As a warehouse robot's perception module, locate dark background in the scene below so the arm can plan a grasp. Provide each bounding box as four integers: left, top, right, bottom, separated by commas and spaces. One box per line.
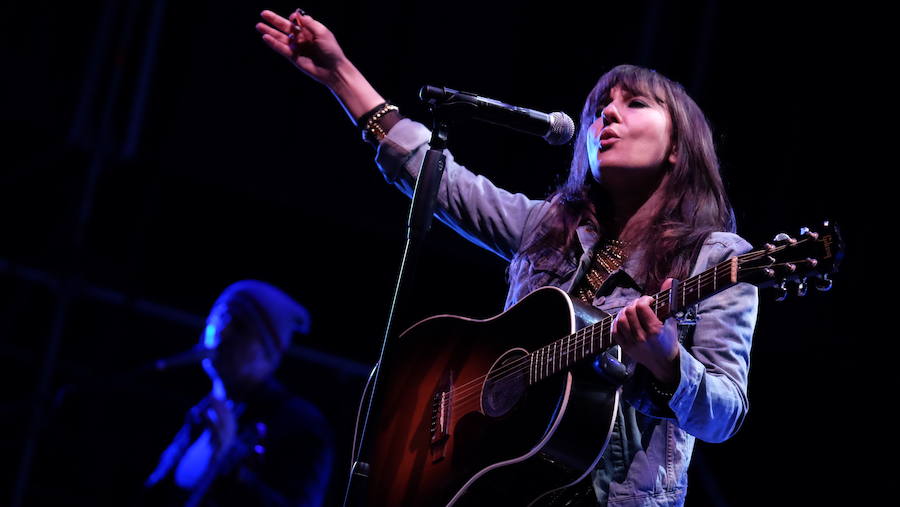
1, 1, 862, 506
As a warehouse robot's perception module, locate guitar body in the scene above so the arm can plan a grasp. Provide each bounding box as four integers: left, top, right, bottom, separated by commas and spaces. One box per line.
361, 286, 620, 506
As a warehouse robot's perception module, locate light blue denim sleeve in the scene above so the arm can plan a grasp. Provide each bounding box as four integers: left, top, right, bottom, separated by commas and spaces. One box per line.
625, 232, 759, 443
668, 232, 759, 443
374, 118, 546, 262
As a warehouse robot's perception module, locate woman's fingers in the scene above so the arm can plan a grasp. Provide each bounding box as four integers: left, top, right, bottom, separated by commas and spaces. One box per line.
260, 10, 294, 34
256, 22, 290, 45
615, 297, 662, 346
258, 9, 321, 59
261, 8, 322, 40
625, 304, 645, 342
293, 12, 329, 38
261, 32, 293, 59
613, 310, 631, 342
636, 299, 661, 335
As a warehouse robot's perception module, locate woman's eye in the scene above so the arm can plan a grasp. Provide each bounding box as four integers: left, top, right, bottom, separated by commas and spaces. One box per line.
630, 100, 648, 108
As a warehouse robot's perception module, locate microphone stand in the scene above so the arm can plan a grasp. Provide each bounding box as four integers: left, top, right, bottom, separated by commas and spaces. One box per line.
343, 98, 451, 507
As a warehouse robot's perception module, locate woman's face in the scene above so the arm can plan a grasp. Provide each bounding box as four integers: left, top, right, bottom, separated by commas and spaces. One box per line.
586, 85, 677, 186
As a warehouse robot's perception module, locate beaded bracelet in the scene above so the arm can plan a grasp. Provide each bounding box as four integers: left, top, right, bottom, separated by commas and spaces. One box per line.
649, 378, 677, 400
357, 101, 387, 127
358, 102, 399, 144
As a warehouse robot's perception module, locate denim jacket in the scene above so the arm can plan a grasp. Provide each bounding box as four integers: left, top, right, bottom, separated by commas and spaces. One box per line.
375, 119, 758, 506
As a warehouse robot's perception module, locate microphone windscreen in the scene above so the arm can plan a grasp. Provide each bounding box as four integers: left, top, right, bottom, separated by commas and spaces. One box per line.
545, 112, 575, 145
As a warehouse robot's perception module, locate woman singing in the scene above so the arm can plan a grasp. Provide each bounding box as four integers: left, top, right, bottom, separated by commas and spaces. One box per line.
256, 9, 757, 506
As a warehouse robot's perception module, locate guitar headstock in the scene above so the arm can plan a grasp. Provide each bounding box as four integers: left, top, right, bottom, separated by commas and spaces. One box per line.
737, 221, 843, 300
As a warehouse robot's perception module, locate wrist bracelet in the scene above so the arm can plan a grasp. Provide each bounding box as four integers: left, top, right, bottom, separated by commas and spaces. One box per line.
649, 378, 677, 399
357, 101, 387, 127
359, 102, 399, 144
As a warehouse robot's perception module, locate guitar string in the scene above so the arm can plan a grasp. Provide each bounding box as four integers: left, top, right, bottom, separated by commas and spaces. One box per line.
456, 251, 814, 404
436, 251, 776, 408
442, 255, 806, 413
439, 253, 769, 409
439, 266, 733, 409
439, 246, 810, 410
443, 255, 814, 411
441, 273, 717, 409
441, 258, 740, 400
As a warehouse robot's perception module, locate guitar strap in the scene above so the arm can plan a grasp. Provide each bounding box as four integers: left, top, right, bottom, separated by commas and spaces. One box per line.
572, 238, 628, 304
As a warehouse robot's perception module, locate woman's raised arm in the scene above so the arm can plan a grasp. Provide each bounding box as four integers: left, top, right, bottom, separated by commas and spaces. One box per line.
256, 9, 384, 124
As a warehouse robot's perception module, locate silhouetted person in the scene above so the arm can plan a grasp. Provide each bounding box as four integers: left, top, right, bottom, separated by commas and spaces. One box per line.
142, 280, 333, 506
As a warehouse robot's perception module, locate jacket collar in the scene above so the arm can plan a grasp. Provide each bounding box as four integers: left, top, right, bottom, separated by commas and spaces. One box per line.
574, 222, 644, 294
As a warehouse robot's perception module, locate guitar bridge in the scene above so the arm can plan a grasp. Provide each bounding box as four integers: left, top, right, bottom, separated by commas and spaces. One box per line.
429, 374, 453, 463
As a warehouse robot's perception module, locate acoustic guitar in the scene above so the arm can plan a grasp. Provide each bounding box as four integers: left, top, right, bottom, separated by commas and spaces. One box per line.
352, 222, 842, 506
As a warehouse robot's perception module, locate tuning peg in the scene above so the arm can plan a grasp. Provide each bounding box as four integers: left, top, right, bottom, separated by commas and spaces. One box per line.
815, 274, 833, 292
775, 281, 788, 301
796, 279, 808, 297
773, 233, 797, 245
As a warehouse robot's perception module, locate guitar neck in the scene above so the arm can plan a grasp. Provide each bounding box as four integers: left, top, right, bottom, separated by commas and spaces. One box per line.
527, 257, 739, 385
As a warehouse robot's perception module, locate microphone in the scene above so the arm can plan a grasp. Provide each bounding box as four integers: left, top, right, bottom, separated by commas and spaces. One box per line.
153, 345, 215, 371
419, 85, 575, 145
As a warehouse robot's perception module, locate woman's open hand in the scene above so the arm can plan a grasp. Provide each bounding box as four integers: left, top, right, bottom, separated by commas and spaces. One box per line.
256, 9, 347, 88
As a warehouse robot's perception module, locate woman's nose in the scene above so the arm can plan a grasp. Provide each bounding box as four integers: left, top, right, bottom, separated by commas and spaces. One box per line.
600, 103, 620, 126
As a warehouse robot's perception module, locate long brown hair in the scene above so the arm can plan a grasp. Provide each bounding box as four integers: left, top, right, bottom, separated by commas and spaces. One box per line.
526, 65, 735, 292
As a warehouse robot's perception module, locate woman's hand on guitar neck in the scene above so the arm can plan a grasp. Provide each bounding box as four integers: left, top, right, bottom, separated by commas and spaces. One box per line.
256, 9, 386, 125
612, 278, 681, 387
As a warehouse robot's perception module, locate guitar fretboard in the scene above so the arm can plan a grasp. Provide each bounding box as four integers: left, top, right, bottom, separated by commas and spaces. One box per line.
527, 257, 738, 384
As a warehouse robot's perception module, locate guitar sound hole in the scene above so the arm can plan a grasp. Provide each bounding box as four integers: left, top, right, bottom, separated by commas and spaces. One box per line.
481, 348, 528, 418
